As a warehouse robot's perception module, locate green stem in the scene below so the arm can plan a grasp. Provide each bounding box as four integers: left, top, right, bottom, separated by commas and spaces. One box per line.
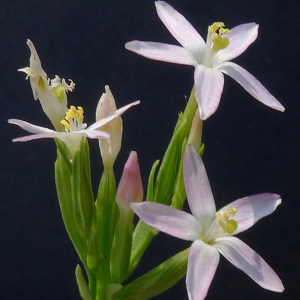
95, 168, 118, 300
129, 86, 200, 276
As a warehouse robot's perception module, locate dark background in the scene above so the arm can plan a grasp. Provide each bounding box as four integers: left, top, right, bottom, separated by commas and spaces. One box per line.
1, 0, 299, 299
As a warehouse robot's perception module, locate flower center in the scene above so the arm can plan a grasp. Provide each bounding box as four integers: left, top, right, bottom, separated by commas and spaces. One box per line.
208, 22, 231, 52
215, 206, 238, 234
61, 106, 86, 132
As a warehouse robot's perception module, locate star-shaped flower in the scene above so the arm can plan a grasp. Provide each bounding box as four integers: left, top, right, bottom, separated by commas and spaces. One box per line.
8, 100, 139, 156
125, 1, 284, 120
131, 144, 284, 299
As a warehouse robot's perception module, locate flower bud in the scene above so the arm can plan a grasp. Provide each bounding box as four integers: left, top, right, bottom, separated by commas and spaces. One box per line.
96, 85, 122, 169
116, 151, 143, 213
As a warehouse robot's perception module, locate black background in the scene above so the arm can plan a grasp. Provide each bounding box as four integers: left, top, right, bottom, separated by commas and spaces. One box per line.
1, 0, 299, 299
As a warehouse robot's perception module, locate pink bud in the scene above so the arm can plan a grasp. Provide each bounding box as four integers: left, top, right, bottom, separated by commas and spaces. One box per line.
117, 151, 143, 209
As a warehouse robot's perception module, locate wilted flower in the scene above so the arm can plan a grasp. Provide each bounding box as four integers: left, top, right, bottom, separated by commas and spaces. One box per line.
126, 1, 284, 119
131, 144, 284, 299
19, 39, 75, 130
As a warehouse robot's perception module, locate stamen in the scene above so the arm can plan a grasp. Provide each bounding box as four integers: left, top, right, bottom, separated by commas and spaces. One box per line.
61, 106, 85, 132
216, 206, 238, 234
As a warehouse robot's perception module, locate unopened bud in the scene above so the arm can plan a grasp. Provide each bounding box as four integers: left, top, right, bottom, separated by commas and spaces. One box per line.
96, 85, 122, 169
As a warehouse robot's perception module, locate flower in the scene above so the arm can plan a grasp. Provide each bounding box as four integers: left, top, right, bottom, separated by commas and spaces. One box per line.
96, 85, 123, 169
125, 1, 285, 120
8, 100, 140, 156
130, 144, 284, 299
19, 39, 75, 131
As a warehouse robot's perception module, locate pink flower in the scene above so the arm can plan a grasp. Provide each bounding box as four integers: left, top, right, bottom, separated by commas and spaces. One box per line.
131, 144, 284, 299
126, 1, 284, 120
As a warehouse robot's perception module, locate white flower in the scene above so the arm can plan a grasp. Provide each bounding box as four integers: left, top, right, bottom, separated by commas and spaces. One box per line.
131, 144, 284, 299
125, 1, 285, 120
8, 101, 139, 156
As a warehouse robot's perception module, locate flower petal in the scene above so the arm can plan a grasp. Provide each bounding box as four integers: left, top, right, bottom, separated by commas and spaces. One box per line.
88, 100, 140, 130
130, 202, 199, 241
155, 1, 205, 60
215, 23, 258, 64
8, 119, 109, 142
194, 65, 224, 120
218, 62, 285, 111
186, 240, 220, 300
214, 236, 284, 292
184, 145, 216, 226
220, 193, 282, 234
75, 129, 110, 139
125, 41, 197, 66
8, 119, 54, 134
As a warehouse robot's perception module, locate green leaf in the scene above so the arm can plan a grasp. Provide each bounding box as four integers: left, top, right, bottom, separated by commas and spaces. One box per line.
75, 265, 93, 300
116, 248, 189, 300
55, 146, 88, 264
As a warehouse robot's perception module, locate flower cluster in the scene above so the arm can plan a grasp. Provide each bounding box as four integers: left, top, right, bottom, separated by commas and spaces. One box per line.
8, 1, 284, 300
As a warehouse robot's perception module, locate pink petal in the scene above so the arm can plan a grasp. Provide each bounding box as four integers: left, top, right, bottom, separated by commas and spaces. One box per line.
220, 193, 282, 234
130, 202, 199, 241
187, 240, 220, 300
125, 41, 197, 66
214, 236, 284, 292
184, 145, 216, 227
215, 23, 258, 64
155, 1, 205, 59
218, 62, 285, 111
194, 65, 224, 120
89, 100, 140, 130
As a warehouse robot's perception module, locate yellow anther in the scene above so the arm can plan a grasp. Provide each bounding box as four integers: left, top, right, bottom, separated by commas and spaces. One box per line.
61, 106, 84, 132
208, 22, 231, 52
216, 206, 238, 234
208, 22, 225, 33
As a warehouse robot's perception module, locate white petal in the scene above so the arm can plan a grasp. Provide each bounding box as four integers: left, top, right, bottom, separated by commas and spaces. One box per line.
11, 132, 64, 142
184, 145, 216, 228
89, 100, 140, 130
187, 240, 220, 300
220, 193, 282, 234
214, 236, 284, 292
194, 65, 224, 120
130, 202, 199, 241
125, 41, 197, 66
218, 62, 285, 111
75, 129, 110, 139
215, 23, 258, 64
155, 1, 205, 59
8, 119, 54, 134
